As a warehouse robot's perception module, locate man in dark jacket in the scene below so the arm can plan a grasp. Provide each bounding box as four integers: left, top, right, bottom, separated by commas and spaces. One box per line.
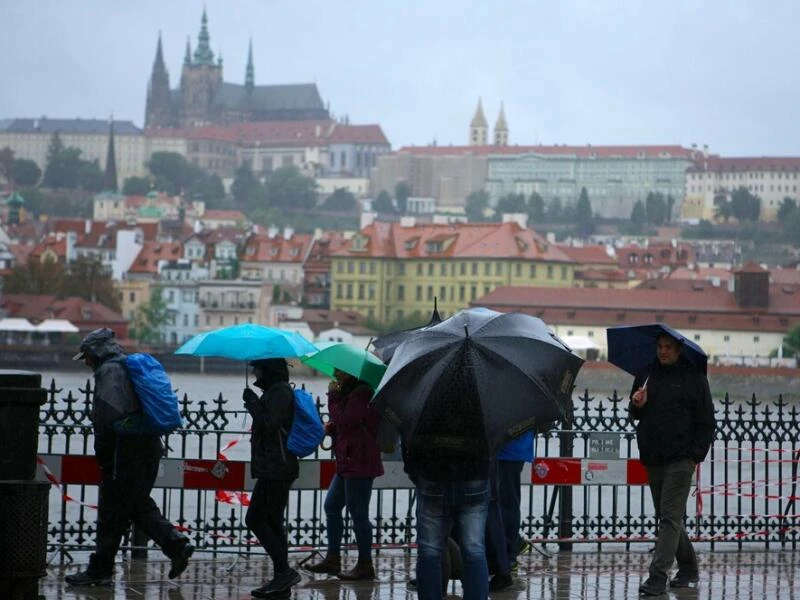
629, 333, 715, 596
243, 358, 301, 598
65, 328, 193, 586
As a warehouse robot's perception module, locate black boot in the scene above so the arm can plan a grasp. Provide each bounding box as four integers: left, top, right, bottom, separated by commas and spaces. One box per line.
168, 539, 195, 579
65, 568, 113, 586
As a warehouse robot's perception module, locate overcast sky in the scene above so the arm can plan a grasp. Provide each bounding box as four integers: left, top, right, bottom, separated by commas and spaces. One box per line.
3, 0, 798, 156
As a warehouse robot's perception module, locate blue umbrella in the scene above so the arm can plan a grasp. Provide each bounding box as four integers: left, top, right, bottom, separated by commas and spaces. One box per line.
606, 323, 708, 376
175, 324, 317, 361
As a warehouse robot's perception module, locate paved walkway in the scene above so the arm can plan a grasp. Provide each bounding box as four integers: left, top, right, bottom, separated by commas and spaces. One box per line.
37, 547, 800, 599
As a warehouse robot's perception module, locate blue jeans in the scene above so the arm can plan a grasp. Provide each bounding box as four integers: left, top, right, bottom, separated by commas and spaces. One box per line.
324, 474, 374, 560
416, 477, 490, 600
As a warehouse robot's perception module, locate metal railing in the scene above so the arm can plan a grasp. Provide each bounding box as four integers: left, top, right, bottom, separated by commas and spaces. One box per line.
37, 379, 800, 556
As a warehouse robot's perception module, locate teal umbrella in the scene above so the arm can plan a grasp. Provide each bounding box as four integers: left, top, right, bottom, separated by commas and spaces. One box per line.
175, 324, 317, 361
301, 341, 387, 390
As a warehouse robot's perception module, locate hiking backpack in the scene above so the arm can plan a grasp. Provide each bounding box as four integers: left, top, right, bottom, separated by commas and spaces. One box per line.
286, 385, 325, 458
114, 353, 183, 435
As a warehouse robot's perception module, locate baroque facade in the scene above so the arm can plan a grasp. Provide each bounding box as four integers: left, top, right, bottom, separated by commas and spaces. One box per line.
145, 10, 329, 129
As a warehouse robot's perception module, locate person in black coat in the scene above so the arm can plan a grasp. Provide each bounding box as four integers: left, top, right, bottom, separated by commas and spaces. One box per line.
65, 328, 193, 586
243, 358, 301, 598
629, 333, 715, 596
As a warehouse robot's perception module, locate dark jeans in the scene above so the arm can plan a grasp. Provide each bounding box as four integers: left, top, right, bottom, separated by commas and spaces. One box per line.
498, 459, 525, 559
647, 458, 698, 582
324, 474, 375, 560
246, 477, 294, 573
416, 477, 490, 600
92, 435, 183, 573
485, 461, 510, 575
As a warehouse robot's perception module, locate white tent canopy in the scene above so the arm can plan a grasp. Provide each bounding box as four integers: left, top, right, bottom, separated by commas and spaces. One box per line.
35, 319, 79, 333
0, 317, 36, 332
561, 335, 600, 351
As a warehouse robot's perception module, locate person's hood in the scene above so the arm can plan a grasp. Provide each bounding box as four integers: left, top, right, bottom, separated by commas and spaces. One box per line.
249, 358, 289, 390
73, 328, 126, 366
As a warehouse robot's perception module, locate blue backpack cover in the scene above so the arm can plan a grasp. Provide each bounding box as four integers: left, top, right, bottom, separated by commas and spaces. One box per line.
114, 353, 183, 435
286, 386, 324, 458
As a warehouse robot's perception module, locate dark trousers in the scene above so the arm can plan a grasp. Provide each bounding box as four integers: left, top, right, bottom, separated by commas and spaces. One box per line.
647, 458, 698, 582
485, 461, 511, 576
324, 474, 375, 560
497, 460, 525, 558
93, 435, 182, 573
246, 478, 293, 573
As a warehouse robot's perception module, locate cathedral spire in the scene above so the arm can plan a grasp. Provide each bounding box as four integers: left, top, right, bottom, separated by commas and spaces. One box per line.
469, 98, 488, 146
145, 33, 172, 128
494, 102, 509, 146
153, 31, 167, 75
193, 7, 215, 65
245, 39, 255, 89
104, 116, 118, 192
184, 36, 192, 66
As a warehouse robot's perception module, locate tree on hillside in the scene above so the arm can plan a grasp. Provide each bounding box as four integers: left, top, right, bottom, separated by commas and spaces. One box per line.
630, 199, 646, 232
12, 158, 42, 187
645, 191, 668, 225
729, 186, 761, 222
61, 256, 121, 312
575, 187, 595, 237
148, 151, 191, 195
129, 287, 170, 345
372, 189, 393, 213
465, 190, 489, 222
42, 133, 104, 191
713, 193, 733, 223
666, 194, 675, 223
322, 188, 358, 211
546, 197, 563, 222
264, 165, 317, 210
122, 176, 152, 196
528, 191, 545, 223
782, 324, 800, 358
394, 182, 411, 214
495, 193, 527, 215
231, 163, 263, 209
3, 259, 65, 295
777, 197, 797, 222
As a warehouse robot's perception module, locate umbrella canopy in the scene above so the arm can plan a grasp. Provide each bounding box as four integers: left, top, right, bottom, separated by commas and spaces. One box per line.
606, 323, 708, 376
0, 317, 36, 332
371, 301, 442, 362
301, 341, 387, 389
35, 319, 79, 333
372, 307, 584, 453
175, 324, 317, 361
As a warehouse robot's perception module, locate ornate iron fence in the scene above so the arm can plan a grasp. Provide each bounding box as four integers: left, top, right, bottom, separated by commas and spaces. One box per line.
38, 378, 800, 556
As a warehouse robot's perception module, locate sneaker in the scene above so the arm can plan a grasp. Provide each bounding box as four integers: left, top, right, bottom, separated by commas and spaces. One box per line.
489, 573, 514, 591
670, 571, 699, 588
639, 575, 667, 596
65, 569, 113, 586
168, 541, 195, 579
303, 553, 341, 575
252, 568, 301, 598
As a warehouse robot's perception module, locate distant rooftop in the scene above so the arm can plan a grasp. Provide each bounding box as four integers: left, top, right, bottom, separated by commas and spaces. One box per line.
1, 117, 141, 135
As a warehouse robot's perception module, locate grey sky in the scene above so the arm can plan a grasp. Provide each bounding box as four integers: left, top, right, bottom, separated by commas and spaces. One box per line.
3, 0, 798, 155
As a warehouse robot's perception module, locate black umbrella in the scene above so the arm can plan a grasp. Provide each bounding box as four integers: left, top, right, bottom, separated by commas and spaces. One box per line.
371, 299, 442, 362
372, 307, 584, 454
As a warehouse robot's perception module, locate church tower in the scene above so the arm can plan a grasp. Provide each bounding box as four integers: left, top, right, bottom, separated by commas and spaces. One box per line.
469, 98, 488, 146
103, 117, 118, 192
144, 33, 173, 129
179, 9, 223, 128
494, 102, 509, 146
243, 39, 255, 113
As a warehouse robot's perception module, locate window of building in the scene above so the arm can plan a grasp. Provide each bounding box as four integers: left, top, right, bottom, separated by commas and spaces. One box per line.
417, 263, 423, 276
471, 286, 477, 300
427, 286, 433, 301
754, 335, 760, 343
694, 334, 701, 341
346, 284, 353, 299
397, 285, 405, 300
439, 286, 446, 301
724, 335, 730, 342
358, 284, 365, 300
416, 286, 422, 301
547, 265, 553, 279
530, 264, 537, 278
484, 263, 491, 276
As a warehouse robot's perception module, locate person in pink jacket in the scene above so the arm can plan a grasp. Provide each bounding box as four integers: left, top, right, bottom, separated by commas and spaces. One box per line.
305, 368, 384, 580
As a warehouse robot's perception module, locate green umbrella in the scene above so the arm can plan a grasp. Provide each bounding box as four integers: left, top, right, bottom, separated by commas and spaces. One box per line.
301, 341, 387, 390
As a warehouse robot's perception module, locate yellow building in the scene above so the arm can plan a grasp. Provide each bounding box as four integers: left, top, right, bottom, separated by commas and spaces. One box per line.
330, 218, 575, 323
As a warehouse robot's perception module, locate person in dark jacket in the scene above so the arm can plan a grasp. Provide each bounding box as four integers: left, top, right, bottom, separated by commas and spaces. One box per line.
629, 333, 715, 596
305, 368, 383, 580
243, 358, 301, 598
65, 328, 193, 586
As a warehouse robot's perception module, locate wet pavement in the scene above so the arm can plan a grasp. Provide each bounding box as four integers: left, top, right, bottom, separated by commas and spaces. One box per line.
36, 546, 800, 599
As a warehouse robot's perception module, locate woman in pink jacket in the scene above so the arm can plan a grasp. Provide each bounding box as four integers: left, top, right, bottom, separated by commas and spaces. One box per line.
306, 368, 384, 580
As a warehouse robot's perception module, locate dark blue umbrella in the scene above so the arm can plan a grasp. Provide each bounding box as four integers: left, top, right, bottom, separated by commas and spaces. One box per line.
371, 299, 442, 362
606, 323, 708, 376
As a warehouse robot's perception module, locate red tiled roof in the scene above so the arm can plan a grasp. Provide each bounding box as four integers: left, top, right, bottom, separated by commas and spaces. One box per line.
558, 244, 617, 266
397, 144, 695, 159
184, 120, 335, 147
614, 242, 695, 270
129, 241, 182, 274
687, 156, 800, 172
30, 235, 67, 262
332, 221, 573, 262
1, 294, 125, 324
6, 243, 34, 266
327, 124, 390, 145
203, 210, 246, 221
241, 233, 314, 264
